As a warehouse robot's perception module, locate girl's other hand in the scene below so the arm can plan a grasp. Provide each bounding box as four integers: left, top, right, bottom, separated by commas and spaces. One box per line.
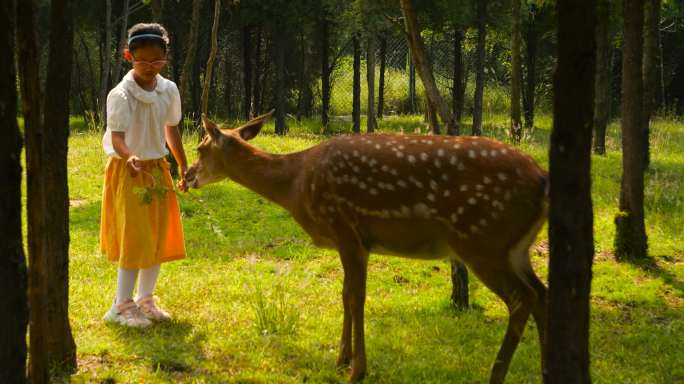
127, 155, 142, 177
177, 165, 188, 192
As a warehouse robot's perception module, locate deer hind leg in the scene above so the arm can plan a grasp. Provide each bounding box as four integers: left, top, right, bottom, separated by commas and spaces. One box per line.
335, 230, 369, 383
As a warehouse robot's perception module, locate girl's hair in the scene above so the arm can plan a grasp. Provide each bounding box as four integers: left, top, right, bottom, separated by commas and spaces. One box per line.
127, 23, 170, 52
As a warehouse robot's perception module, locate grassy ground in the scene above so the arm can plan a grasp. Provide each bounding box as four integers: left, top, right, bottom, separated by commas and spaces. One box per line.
62, 114, 682, 383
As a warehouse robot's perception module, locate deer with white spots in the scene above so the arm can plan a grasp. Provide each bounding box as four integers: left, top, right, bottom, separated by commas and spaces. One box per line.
186, 111, 549, 384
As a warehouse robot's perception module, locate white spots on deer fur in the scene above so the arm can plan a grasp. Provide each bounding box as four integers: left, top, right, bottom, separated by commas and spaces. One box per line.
369, 188, 378, 195
441, 173, 449, 182
409, 176, 424, 189
359, 181, 367, 190
469, 225, 479, 234
398, 145, 405, 150
492, 200, 504, 210
401, 205, 411, 217
443, 190, 451, 197
352, 165, 360, 173
434, 159, 442, 168
411, 139, 418, 144
397, 180, 408, 188
481, 149, 489, 157
482, 194, 490, 201
458, 162, 465, 171
408, 154, 416, 164
396, 151, 405, 158
390, 169, 399, 176
453, 143, 461, 149
437, 149, 445, 157
310, 183, 315, 192
475, 184, 484, 191
381, 164, 389, 172
460, 184, 468, 192
350, 176, 358, 184
427, 193, 436, 202
480, 218, 488, 227
483, 176, 492, 184
450, 213, 458, 223
450, 156, 458, 165
501, 148, 508, 155
504, 191, 512, 201
468, 150, 476, 159
368, 158, 377, 167
490, 149, 498, 157
361, 155, 367, 163
497, 172, 508, 181
491, 211, 499, 219
494, 186, 502, 193
516, 168, 523, 176
468, 197, 477, 205
420, 152, 429, 161
353, 150, 359, 157
413, 203, 431, 218
375, 144, 381, 150
429, 180, 439, 190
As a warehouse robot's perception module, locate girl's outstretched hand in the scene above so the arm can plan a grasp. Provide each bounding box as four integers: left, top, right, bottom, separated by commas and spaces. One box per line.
177, 166, 188, 192
127, 155, 141, 177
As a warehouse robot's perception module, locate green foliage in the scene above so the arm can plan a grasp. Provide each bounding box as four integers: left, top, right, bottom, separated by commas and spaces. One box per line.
132, 168, 174, 205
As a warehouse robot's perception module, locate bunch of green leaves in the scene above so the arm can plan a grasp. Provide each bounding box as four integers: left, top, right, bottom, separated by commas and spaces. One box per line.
133, 168, 174, 205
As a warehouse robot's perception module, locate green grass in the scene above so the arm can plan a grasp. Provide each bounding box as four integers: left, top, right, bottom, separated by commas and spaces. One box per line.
61, 114, 683, 383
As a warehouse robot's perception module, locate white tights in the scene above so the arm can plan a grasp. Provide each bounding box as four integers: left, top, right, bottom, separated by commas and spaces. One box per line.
115, 264, 161, 305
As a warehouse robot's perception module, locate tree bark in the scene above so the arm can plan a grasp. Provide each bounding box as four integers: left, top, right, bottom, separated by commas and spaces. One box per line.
0, 0, 29, 381
378, 35, 387, 119
180, 0, 202, 115
202, 0, 221, 115
452, 26, 465, 127
408, 52, 417, 114
400, 0, 458, 135
367, 35, 377, 133
242, 24, 253, 119
43, 0, 77, 373
510, 0, 523, 142
111, 0, 130, 84
320, 18, 331, 128
593, 0, 611, 155
450, 260, 469, 310
353, 33, 361, 134
100, 0, 112, 127
253, 25, 263, 116
274, 30, 287, 135
523, 4, 537, 129
472, 0, 486, 136
150, 0, 162, 22
615, 0, 648, 261
17, 0, 50, 382
546, 1, 596, 382
642, 0, 660, 169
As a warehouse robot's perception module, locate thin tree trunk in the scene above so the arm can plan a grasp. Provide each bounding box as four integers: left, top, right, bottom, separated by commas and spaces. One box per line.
523, 4, 537, 129
202, 0, 221, 115
274, 30, 287, 135
111, 0, 130, 83
510, 0, 523, 142
400, 0, 458, 134
224, 45, 233, 117
452, 26, 465, 127
100, 0, 112, 127
353, 33, 361, 134
150, 0, 162, 22
43, 0, 77, 373
367, 35, 377, 133
0, 0, 29, 381
180, 0, 202, 115
472, 0, 486, 136
16, 0, 50, 381
378, 35, 387, 119
594, 0, 611, 155
642, 0, 660, 169
320, 18, 331, 128
78, 30, 99, 119
408, 52, 416, 114
546, 1, 596, 382
242, 24, 253, 119
253, 25, 263, 116
426, 99, 440, 134
615, 0, 648, 261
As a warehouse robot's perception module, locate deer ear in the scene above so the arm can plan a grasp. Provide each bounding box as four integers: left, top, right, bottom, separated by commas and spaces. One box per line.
202, 114, 222, 142
236, 109, 274, 141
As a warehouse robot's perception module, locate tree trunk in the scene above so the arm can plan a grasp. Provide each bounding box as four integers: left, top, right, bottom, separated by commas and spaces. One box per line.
242, 24, 253, 119
452, 26, 465, 127
593, 0, 611, 155
510, 0, 523, 142
0, 0, 29, 381
642, 0, 660, 169
615, 0, 648, 261
16, 0, 50, 382
99, 0, 112, 127
523, 4, 537, 129
202, 0, 221, 115
78, 30, 99, 119
378, 35, 387, 119
274, 31, 287, 135
224, 46, 234, 117
320, 18, 331, 128
253, 25, 263, 116
450, 260, 469, 310
472, 0, 486, 136
43, 0, 77, 373
180, 0, 202, 115
367, 35, 377, 133
111, 0, 130, 84
400, 0, 458, 134
150, 0, 162, 22
353, 34, 361, 134
426, 99, 440, 134
546, 1, 596, 382
408, 52, 417, 114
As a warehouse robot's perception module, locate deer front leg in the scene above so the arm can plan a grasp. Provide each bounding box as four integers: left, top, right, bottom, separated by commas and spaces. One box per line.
336, 273, 352, 368
336, 236, 369, 383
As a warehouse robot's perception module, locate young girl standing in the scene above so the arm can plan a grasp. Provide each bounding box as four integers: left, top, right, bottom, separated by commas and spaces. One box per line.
100, 23, 188, 328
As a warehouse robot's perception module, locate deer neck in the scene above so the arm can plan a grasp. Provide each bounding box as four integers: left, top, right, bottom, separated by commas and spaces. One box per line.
222, 141, 301, 211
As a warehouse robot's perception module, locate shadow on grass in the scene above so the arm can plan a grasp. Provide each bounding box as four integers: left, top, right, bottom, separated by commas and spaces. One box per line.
629, 256, 684, 298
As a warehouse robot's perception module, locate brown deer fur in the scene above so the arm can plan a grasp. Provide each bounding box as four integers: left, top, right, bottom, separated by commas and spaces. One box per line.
186, 111, 549, 383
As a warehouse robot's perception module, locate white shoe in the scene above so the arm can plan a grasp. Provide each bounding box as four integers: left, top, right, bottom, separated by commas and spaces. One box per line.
136, 295, 172, 322
103, 300, 152, 328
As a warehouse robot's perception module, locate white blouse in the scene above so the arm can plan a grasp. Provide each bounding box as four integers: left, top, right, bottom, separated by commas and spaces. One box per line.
102, 70, 182, 160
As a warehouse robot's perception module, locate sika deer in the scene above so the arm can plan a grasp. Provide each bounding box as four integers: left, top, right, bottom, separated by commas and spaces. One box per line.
185, 111, 549, 383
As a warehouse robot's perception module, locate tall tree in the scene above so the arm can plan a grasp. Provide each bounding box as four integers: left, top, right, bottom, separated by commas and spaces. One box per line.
547, 0, 596, 381
242, 24, 253, 119
17, 0, 50, 381
202, 0, 221, 115
593, 0, 611, 155
0, 0, 29, 381
99, 0, 112, 126
615, 0, 648, 260
180, 0, 203, 116
111, 0, 130, 84
273, 28, 287, 135
452, 26, 465, 125
320, 16, 332, 128
43, 0, 77, 373
472, 0, 487, 136
366, 35, 377, 132
352, 33, 361, 134
400, 0, 459, 135
522, 4, 537, 129
510, 0, 523, 142
642, 0, 660, 169
377, 35, 387, 119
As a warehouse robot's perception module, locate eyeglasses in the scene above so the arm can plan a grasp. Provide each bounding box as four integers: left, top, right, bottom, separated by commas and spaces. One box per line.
131, 56, 168, 69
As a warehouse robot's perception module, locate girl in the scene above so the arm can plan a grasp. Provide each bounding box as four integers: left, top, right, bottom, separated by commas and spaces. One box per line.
100, 23, 188, 328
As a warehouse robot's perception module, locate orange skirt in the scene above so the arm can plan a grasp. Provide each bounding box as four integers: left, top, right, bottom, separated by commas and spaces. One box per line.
100, 157, 186, 269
